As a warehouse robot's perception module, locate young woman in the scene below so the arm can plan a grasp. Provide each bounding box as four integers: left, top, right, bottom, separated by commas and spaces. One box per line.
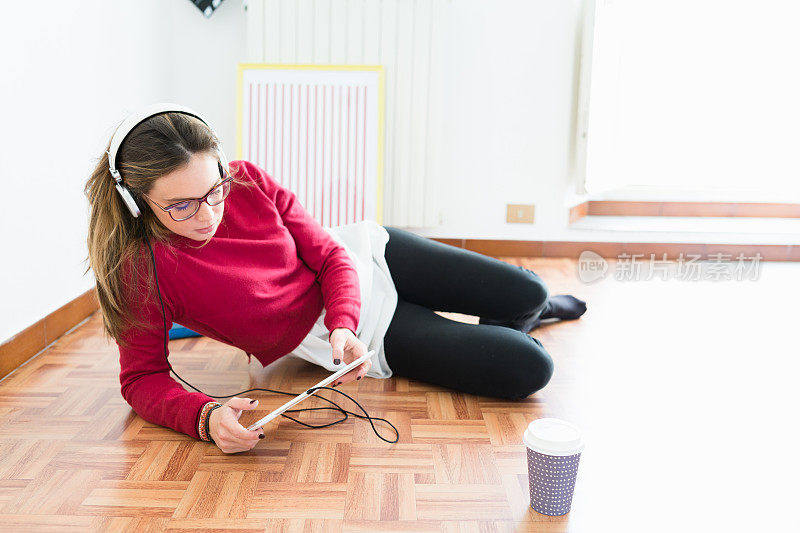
85, 108, 587, 454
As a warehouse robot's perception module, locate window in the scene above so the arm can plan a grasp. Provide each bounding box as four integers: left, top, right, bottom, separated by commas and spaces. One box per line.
576, 0, 800, 201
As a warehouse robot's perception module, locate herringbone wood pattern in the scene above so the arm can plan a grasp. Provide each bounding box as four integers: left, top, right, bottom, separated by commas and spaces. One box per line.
1, 258, 581, 532
4, 256, 791, 532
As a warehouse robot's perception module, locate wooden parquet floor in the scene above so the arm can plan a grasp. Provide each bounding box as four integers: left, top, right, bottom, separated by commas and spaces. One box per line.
1, 257, 796, 532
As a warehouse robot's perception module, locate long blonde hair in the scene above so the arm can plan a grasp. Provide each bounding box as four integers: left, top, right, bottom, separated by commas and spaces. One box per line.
84, 112, 254, 347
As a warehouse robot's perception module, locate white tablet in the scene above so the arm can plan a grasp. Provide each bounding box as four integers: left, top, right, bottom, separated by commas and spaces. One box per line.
246, 350, 375, 431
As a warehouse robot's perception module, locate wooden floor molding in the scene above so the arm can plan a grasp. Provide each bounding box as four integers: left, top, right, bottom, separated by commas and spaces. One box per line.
0, 257, 790, 530
0, 288, 99, 382
569, 200, 800, 221
432, 238, 800, 261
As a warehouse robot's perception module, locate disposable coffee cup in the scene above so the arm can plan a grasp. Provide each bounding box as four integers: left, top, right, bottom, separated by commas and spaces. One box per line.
523, 417, 585, 516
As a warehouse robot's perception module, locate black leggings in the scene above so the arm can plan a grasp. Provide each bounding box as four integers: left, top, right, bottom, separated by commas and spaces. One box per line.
381, 226, 554, 400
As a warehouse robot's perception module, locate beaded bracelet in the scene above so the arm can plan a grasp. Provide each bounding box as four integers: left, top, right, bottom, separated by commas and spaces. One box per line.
198, 401, 222, 442
204, 403, 222, 443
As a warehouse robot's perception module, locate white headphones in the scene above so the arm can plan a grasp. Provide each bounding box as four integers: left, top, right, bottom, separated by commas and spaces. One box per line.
106, 102, 229, 219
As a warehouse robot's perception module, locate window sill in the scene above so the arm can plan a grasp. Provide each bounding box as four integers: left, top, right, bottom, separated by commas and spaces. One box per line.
569, 215, 800, 246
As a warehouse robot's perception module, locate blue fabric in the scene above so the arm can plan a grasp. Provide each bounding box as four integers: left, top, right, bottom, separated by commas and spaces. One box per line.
168, 324, 203, 340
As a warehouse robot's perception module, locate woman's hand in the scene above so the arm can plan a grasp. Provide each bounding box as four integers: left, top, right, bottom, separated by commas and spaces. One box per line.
329, 327, 372, 386
208, 397, 264, 454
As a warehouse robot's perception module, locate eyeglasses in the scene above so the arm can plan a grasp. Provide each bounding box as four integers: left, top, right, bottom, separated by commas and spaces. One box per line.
144, 173, 233, 222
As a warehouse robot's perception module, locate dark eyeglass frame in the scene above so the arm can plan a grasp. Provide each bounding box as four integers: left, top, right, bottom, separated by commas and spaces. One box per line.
143, 172, 233, 222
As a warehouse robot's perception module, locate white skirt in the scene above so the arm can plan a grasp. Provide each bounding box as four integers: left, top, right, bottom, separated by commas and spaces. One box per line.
287, 220, 398, 379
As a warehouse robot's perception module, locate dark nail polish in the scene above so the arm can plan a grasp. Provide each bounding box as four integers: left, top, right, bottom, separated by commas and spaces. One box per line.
334, 358, 341, 365
250, 399, 256, 404
258, 433, 265, 439
357, 375, 362, 380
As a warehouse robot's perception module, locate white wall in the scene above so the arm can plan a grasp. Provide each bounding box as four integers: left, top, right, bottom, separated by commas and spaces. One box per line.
0, 0, 584, 342
0, 0, 247, 343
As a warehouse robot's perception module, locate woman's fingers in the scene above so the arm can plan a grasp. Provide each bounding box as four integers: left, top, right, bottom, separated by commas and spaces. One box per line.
214, 397, 265, 454
218, 417, 262, 452
333, 359, 372, 387
227, 418, 262, 442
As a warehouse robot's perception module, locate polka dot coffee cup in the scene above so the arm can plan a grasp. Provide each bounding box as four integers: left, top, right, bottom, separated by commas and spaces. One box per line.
523, 417, 585, 516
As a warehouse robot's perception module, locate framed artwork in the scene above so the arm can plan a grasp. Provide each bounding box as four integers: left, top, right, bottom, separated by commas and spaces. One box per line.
236, 64, 385, 226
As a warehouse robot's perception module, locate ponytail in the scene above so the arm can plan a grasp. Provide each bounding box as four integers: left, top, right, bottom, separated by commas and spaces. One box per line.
84, 144, 156, 346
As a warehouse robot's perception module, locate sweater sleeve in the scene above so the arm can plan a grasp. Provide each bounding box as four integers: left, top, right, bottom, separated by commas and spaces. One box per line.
241, 160, 361, 335
116, 255, 216, 440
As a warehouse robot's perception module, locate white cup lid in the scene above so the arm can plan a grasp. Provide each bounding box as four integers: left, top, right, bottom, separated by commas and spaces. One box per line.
523, 417, 584, 456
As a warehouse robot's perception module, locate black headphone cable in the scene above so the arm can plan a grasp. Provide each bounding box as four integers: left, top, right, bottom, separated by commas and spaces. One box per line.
141, 232, 398, 443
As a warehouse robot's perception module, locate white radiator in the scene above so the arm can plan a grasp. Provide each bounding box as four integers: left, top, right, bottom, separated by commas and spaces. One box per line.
243, 0, 443, 228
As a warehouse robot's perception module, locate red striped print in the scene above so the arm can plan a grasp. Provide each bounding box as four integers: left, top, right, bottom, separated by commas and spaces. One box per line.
288, 85, 297, 191
329, 86, 333, 228
319, 85, 330, 226
305, 84, 309, 212
361, 85, 367, 221
313, 85, 318, 221
346, 86, 351, 224
337, 86, 342, 226
296, 84, 300, 204
246, 78, 375, 224
280, 84, 285, 184
248, 83, 253, 161
255, 83, 261, 167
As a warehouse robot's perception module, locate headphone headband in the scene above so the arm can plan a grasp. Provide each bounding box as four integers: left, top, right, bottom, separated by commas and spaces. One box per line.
107, 102, 222, 182
106, 102, 227, 219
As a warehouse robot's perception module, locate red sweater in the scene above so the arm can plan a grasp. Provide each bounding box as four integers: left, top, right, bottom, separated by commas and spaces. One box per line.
116, 160, 361, 440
